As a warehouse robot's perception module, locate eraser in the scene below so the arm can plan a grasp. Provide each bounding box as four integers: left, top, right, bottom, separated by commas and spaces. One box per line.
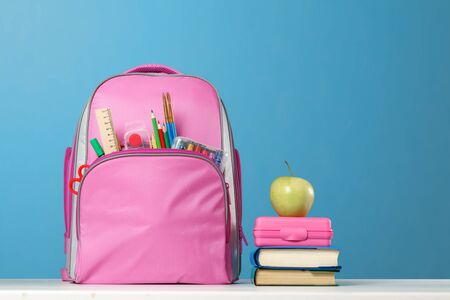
129, 133, 143, 148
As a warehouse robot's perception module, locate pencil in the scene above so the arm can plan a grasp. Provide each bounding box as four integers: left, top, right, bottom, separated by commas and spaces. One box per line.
166, 92, 177, 138
151, 110, 161, 149
151, 132, 157, 149
158, 121, 166, 148
162, 123, 170, 148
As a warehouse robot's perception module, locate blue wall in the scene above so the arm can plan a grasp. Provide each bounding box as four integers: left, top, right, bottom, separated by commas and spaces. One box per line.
1, 0, 449, 279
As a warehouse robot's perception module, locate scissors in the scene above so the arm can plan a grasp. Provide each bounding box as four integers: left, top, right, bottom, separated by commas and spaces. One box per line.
69, 164, 90, 196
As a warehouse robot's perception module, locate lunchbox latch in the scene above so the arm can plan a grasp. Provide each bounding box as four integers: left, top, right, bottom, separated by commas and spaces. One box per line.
280, 227, 308, 241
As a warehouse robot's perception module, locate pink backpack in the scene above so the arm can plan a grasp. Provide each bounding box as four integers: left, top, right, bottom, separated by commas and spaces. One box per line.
62, 64, 244, 284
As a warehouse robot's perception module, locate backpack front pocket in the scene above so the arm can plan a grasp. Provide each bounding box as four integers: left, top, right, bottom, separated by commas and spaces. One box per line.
75, 150, 231, 284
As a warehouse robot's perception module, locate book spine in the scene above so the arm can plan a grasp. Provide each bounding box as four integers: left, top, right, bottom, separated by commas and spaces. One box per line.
249, 248, 261, 267
251, 268, 258, 285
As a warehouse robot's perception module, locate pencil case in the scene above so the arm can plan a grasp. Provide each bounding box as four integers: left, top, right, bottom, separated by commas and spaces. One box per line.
253, 217, 333, 247
172, 136, 227, 171
62, 64, 244, 284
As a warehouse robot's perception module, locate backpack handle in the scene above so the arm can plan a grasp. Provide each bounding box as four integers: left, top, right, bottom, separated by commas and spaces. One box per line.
125, 64, 181, 75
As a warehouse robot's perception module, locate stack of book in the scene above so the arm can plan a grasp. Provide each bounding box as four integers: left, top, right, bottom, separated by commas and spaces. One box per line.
251, 217, 341, 286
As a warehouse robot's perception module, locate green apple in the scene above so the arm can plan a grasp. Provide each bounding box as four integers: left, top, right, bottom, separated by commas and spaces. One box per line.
270, 161, 315, 217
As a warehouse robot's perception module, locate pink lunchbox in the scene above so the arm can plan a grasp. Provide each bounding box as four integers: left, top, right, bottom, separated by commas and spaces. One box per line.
253, 217, 333, 247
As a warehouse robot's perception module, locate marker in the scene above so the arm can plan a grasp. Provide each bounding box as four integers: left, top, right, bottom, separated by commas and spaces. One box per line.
214, 151, 224, 166
162, 123, 170, 148
201, 148, 209, 157
186, 143, 195, 151
194, 144, 202, 153
158, 121, 166, 148
151, 110, 161, 149
95, 108, 120, 154
208, 151, 215, 160
172, 137, 185, 149
90, 138, 105, 157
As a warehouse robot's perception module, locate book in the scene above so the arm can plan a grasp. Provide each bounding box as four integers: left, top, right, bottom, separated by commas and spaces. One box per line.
252, 248, 340, 269
253, 269, 336, 286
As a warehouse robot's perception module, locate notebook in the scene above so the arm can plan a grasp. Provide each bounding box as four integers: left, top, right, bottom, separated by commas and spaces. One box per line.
251, 248, 340, 270
253, 269, 336, 286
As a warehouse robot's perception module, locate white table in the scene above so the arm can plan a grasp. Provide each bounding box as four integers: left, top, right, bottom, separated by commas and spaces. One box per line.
0, 279, 449, 300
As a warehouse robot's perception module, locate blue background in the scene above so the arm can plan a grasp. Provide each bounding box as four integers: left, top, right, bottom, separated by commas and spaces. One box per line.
1, 0, 449, 279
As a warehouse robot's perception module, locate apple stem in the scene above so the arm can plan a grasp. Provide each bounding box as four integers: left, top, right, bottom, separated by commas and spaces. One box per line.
284, 160, 295, 176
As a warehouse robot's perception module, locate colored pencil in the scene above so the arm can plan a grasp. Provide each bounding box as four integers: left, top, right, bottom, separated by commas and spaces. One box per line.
158, 121, 166, 148
151, 110, 161, 149
151, 132, 157, 149
166, 92, 177, 138
162, 123, 170, 148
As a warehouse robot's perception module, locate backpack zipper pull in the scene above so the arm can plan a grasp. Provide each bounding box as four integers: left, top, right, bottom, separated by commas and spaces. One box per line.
240, 226, 248, 246
225, 183, 231, 242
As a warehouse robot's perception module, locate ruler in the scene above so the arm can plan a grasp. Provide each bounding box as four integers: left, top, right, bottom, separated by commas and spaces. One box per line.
95, 108, 120, 154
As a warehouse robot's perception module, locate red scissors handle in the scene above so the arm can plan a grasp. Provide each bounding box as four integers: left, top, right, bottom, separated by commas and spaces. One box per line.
69, 164, 90, 196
